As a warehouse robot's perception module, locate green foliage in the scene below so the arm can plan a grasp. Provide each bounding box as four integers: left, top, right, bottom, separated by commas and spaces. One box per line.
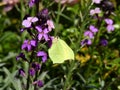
0, 0, 120, 90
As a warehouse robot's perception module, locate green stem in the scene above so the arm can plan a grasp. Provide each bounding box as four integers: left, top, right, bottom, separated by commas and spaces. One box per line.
26, 66, 30, 90
63, 1, 93, 90
54, 2, 61, 36
63, 61, 77, 90
26, 50, 35, 90
75, 1, 93, 54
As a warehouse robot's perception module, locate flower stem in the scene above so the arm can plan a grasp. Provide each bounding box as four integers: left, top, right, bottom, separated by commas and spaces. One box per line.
54, 2, 61, 36
63, 60, 78, 90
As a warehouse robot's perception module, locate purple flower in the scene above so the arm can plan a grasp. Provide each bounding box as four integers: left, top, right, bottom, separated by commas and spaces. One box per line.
37, 9, 49, 20
84, 30, 94, 39
48, 36, 54, 48
21, 40, 37, 51
89, 25, 98, 33
19, 69, 26, 77
29, 68, 35, 76
16, 53, 26, 61
32, 62, 41, 71
22, 17, 38, 28
33, 80, 43, 87
105, 19, 113, 25
2, 0, 19, 12
100, 39, 108, 46
37, 80, 43, 87
105, 19, 114, 32
92, 0, 101, 4
47, 20, 55, 31
37, 51, 47, 63
36, 26, 49, 41
106, 25, 114, 33
81, 39, 92, 46
29, 0, 39, 7
90, 7, 101, 15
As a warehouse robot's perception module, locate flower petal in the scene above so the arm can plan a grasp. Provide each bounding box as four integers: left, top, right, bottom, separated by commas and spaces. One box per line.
27, 45, 32, 51
31, 17, 38, 22
37, 51, 47, 57
90, 9, 95, 15
30, 40, 36, 47
36, 26, 42, 32
43, 34, 49, 41
107, 25, 114, 32
105, 19, 113, 25
42, 56, 47, 63
47, 20, 55, 31
22, 20, 31, 28
38, 34, 43, 40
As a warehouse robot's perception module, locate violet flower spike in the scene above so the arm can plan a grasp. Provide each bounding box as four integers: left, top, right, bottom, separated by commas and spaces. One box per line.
22, 16, 38, 28
37, 51, 47, 63
36, 26, 49, 41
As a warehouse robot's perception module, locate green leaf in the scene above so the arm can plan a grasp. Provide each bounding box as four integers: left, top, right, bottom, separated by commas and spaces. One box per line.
48, 37, 74, 64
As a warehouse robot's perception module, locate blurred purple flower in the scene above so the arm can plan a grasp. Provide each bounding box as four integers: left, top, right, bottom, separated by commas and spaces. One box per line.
105, 19, 114, 32
19, 69, 26, 77
92, 0, 101, 4
37, 80, 43, 87
33, 80, 43, 87
32, 62, 41, 71
21, 40, 37, 51
48, 36, 54, 48
81, 39, 92, 46
84, 30, 94, 39
22, 17, 38, 28
89, 25, 98, 33
47, 20, 55, 31
2, 0, 19, 12
29, 0, 39, 7
100, 39, 108, 46
106, 25, 114, 33
29, 68, 35, 76
105, 19, 113, 25
16, 53, 27, 61
90, 7, 101, 15
36, 26, 49, 41
37, 9, 49, 21
37, 51, 47, 63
